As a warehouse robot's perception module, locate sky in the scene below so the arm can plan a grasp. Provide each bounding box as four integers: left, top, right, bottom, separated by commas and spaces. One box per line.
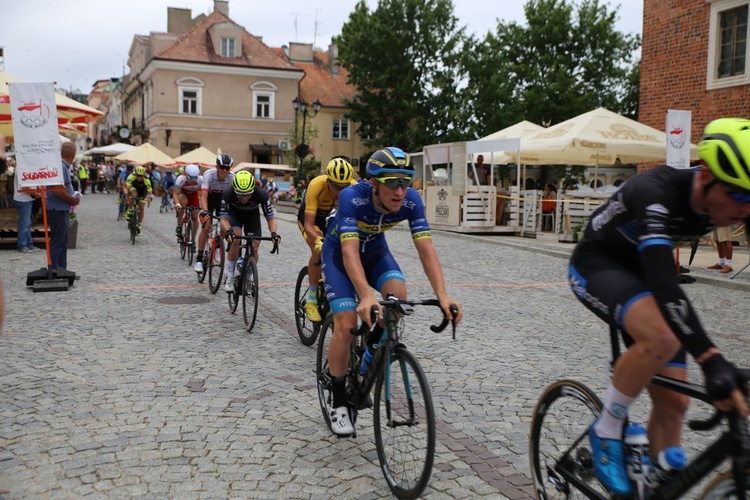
3, 0, 643, 94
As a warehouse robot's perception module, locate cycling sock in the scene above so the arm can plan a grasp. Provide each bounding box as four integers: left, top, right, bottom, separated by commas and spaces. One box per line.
331, 376, 348, 408
197, 250, 204, 260
226, 261, 236, 275
307, 285, 317, 303
594, 384, 634, 439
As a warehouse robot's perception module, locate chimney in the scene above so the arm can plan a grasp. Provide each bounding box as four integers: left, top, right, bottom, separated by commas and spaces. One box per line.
167, 7, 193, 34
327, 43, 339, 76
214, 0, 229, 17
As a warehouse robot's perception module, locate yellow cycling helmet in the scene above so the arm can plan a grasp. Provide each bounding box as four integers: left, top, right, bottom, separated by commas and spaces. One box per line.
326, 158, 354, 183
233, 170, 256, 194
698, 117, 750, 193
135, 165, 146, 176
177, 166, 185, 175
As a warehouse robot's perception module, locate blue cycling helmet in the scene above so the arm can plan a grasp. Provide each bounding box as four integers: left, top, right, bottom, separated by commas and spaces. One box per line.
365, 147, 413, 178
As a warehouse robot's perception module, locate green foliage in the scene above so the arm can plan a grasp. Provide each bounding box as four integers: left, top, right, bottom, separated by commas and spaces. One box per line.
336, 0, 470, 151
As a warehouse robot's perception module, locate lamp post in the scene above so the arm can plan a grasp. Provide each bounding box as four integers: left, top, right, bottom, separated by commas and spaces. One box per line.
292, 96, 321, 178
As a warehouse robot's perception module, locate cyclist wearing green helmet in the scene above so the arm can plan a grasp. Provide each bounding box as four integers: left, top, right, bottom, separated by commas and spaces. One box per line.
567, 117, 750, 496
220, 170, 280, 292
125, 164, 153, 235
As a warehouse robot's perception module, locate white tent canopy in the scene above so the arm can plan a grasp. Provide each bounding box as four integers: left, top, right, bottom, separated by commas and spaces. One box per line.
84, 142, 136, 156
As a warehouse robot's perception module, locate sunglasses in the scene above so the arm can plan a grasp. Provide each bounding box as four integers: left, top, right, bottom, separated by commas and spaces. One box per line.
217, 166, 231, 171
722, 183, 750, 204
374, 176, 412, 189
188, 175, 199, 180
328, 181, 348, 191
235, 191, 253, 198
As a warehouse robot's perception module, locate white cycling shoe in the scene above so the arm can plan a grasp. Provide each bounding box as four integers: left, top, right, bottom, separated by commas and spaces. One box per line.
224, 274, 235, 292
330, 406, 354, 436
194, 261, 203, 273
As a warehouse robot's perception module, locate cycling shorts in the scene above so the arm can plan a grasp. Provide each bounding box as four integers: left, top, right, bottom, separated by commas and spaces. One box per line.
226, 210, 262, 237
569, 246, 686, 368
179, 190, 200, 208
129, 185, 149, 199
297, 218, 326, 244
207, 196, 222, 216
322, 243, 405, 314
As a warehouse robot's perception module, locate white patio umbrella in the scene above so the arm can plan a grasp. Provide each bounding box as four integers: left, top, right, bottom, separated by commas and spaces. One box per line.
85, 142, 136, 156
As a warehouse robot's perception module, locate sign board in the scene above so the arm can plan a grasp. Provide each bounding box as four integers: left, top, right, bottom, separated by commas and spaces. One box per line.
425, 185, 460, 226
666, 110, 691, 169
9, 82, 63, 187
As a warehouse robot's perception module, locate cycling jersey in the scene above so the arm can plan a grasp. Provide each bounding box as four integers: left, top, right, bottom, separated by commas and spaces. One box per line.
162, 174, 176, 190
175, 174, 202, 207
126, 174, 152, 198
569, 165, 738, 361
201, 168, 235, 212
296, 174, 356, 236
322, 182, 431, 313
220, 186, 274, 232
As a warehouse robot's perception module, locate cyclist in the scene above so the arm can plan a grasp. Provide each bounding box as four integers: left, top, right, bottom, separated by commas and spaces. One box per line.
117, 163, 134, 200
568, 117, 750, 496
174, 164, 202, 243
195, 153, 235, 273
125, 165, 153, 235
220, 170, 280, 292
297, 157, 356, 321
161, 169, 176, 203
321, 147, 463, 436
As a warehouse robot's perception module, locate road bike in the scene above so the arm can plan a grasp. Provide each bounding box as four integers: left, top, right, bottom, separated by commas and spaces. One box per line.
226, 233, 280, 331
529, 324, 750, 499
197, 214, 225, 294
177, 206, 199, 265
126, 196, 149, 245
160, 189, 172, 213
294, 261, 329, 346
316, 295, 458, 499
116, 193, 128, 221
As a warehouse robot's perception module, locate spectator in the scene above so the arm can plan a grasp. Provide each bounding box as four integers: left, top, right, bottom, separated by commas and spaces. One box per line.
707, 226, 735, 274
46, 142, 81, 270
13, 160, 39, 253
78, 162, 88, 194
474, 154, 489, 186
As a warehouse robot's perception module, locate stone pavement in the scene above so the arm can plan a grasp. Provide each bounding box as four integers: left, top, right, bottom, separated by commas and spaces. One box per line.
0, 192, 748, 499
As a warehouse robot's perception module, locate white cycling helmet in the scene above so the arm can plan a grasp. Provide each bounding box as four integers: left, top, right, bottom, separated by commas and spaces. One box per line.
185, 164, 200, 179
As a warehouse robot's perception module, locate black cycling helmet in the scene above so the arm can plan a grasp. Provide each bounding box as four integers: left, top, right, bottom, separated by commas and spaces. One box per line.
216, 153, 234, 168
365, 147, 413, 178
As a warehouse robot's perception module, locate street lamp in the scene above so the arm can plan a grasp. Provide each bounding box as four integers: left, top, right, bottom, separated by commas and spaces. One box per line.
292, 96, 322, 176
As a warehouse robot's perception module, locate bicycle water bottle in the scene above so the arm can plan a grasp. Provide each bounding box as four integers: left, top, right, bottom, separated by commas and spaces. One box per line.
236, 256, 244, 273
360, 344, 378, 375
624, 423, 650, 482
645, 447, 686, 488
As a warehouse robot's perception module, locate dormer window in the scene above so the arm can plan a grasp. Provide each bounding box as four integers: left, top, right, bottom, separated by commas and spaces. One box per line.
221, 37, 236, 57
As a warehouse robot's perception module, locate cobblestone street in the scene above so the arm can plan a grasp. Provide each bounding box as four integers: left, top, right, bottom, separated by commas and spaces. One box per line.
1, 192, 749, 499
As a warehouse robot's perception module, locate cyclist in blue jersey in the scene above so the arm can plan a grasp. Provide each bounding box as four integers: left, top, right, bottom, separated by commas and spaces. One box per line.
569, 118, 750, 496
321, 147, 463, 436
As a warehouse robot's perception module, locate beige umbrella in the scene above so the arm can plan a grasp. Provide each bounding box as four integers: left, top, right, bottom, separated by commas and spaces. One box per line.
114, 142, 174, 165
0, 70, 104, 138
511, 108, 698, 166
85, 142, 136, 156
167, 146, 218, 170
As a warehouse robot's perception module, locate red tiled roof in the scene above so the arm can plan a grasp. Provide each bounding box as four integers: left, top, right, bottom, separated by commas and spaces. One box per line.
275, 49, 356, 108
155, 11, 300, 72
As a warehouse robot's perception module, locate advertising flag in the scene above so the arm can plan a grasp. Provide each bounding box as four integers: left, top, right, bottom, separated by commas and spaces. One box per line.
666, 110, 691, 169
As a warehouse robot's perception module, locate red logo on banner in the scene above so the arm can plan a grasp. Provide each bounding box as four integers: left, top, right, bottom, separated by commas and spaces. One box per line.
17, 98, 51, 129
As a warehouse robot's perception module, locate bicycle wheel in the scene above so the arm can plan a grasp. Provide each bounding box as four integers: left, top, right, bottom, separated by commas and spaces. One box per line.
373, 347, 435, 500
295, 266, 320, 346
179, 221, 187, 260
186, 219, 195, 265
117, 199, 125, 221
207, 238, 225, 294
699, 469, 750, 499
316, 315, 336, 431
242, 258, 259, 331
529, 379, 605, 499
130, 216, 137, 245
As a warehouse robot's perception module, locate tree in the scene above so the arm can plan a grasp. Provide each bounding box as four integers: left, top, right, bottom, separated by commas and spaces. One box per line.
461, 0, 640, 136
336, 0, 469, 152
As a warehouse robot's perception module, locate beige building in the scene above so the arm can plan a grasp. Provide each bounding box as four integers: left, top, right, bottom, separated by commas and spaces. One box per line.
115, 0, 371, 170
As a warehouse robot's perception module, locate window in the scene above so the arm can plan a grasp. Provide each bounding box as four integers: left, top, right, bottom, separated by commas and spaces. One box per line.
359, 124, 377, 142
256, 94, 270, 118
181, 142, 200, 155
250, 82, 276, 119
221, 37, 236, 57
333, 118, 349, 140
177, 77, 203, 115
707, 0, 750, 89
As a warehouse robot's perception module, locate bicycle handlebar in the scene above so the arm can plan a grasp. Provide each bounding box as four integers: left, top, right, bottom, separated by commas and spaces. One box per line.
686, 367, 750, 431
349, 296, 459, 339
231, 234, 280, 255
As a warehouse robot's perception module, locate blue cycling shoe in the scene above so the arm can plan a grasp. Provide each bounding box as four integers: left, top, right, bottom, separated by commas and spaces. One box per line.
588, 426, 632, 496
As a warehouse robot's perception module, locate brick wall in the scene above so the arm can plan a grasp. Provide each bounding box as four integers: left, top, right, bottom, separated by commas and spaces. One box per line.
640, 0, 750, 146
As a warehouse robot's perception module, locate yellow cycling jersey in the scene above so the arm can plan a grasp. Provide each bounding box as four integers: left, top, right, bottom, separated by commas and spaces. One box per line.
126, 174, 153, 192
304, 174, 356, 218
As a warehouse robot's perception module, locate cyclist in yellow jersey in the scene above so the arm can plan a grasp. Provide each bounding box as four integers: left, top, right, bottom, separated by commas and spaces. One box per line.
297, 158, 357, 321
125, 165, 153, 235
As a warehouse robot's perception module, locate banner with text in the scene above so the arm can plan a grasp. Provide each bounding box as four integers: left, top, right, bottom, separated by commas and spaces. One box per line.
666, 110, 691, 169
9, 82, 63, 187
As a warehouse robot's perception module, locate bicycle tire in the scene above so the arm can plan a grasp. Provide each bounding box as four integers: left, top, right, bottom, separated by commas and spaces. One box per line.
207, 238, 225, 294
316, 315, 336, 431
242, 258, 259, 331
295, 266, 320, 346
529, 379, 605, 499
186, 219, 195, 266
129, 214, 137, 245
117, 198, 126, 221
227, 264, 239, 314
373, 347, 435, 500
699, 468, 750, 499
179, 220, 187, 260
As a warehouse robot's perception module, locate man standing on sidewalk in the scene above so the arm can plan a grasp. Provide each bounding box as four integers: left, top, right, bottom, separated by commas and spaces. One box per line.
707, 225, 734, 273
46, 142, 81, 270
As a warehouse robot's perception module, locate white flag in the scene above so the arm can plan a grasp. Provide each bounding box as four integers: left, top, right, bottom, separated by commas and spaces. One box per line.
9, 82, 63, 188
666, 110, 691, 169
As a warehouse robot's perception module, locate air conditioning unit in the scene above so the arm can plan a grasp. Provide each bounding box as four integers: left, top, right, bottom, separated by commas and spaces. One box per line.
278, 140, 291, 151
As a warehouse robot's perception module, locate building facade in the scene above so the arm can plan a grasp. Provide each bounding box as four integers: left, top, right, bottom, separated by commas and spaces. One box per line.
640, 0, 750, 143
